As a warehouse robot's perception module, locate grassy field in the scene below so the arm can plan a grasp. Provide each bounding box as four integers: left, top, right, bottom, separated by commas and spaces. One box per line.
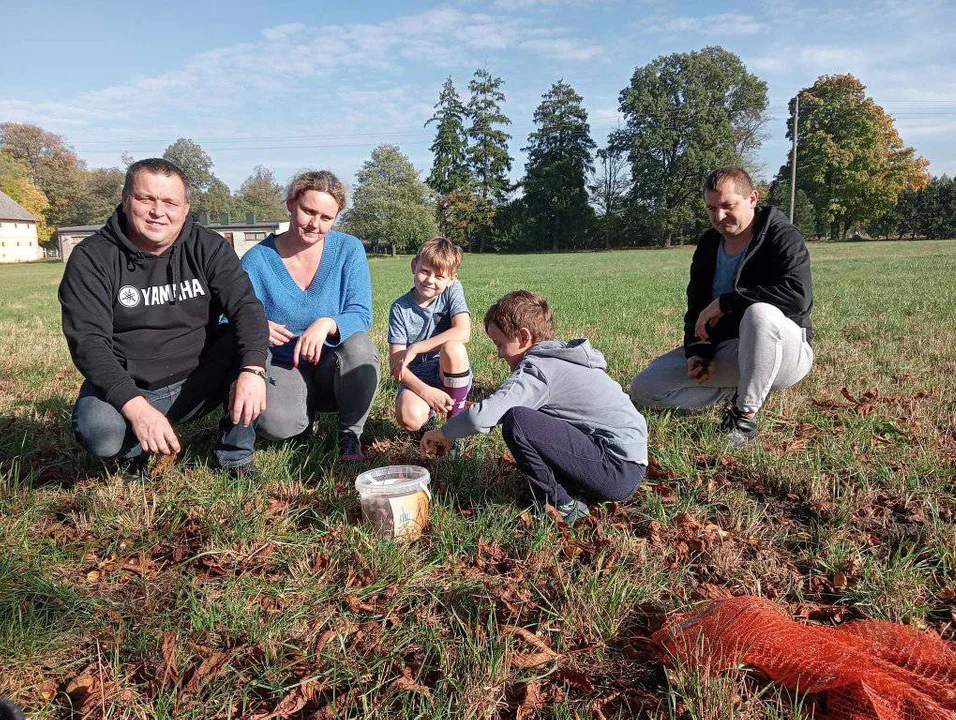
1, 240, 954, 719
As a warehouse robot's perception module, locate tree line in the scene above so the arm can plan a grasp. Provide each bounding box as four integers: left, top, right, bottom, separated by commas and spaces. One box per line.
0, 127, 288, 244
1, 45, 945, 251
346, 48, 937, 252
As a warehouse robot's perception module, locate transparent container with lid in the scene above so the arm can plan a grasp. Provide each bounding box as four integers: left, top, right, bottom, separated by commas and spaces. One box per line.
354, 465, 431, 540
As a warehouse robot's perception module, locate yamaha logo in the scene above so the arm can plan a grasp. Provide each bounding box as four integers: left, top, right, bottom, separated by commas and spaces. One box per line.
117, 285, 141, 308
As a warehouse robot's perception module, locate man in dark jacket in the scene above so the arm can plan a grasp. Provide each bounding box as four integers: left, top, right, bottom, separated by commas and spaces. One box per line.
59, 158, 269, 478
629, 167, 814, 445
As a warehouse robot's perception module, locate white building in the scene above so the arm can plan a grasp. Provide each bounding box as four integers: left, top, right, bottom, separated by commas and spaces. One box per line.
0, 190, 42, 264
56, 225, 100, 264
207, 215, 289, 258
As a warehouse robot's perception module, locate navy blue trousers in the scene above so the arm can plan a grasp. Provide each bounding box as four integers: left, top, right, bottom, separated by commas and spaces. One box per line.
501, 406, 644, 508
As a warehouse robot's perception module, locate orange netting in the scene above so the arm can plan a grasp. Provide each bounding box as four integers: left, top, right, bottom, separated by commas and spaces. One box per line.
652, 596, 956, 720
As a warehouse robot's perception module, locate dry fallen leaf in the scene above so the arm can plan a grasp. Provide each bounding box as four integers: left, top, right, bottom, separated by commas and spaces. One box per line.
392, 667, 430, 696
38, 679, 57, 701
516, 680, 544, 719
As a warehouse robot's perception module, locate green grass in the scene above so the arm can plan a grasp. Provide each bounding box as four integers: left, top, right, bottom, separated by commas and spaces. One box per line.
1, 240, 955, 718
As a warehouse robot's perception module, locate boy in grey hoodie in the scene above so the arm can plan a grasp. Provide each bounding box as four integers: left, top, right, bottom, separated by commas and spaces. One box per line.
421, 291, 647, 523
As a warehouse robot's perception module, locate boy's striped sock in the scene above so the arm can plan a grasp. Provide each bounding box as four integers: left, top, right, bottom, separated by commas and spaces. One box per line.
443, 369, 472, 417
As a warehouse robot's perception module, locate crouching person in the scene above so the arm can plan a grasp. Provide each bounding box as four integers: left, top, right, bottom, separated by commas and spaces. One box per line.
59, 158, 268, 481
629, 167, 814, 446
421, 291, 648, 524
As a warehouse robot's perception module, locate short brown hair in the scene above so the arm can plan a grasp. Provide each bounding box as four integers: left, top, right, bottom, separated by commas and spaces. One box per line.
123, 158, 190, 202
703, 166, 755, 196
415, 236, 462, 276
483, 290, 555, 345
286, 170, 347, 210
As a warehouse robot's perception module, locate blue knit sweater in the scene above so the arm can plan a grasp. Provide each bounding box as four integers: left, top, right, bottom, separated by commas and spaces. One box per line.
241, 231, 372, 366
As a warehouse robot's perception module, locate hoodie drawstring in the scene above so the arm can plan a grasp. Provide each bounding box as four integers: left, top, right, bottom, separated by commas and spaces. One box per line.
169, 244, 179, 305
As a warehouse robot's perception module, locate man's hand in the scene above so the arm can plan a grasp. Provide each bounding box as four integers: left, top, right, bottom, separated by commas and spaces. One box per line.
121, 396, 181, 455
421, 386, 454, 414
420, 428, 452, 456
268, 320, 295, 348
230, 366, 267, 427
294, 317, 336, 368
390, 344, 420, 382
687, 356, 715, 384
694, 299, 725, 341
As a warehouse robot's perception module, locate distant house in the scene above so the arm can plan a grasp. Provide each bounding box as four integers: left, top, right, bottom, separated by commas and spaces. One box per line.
205, 213, 289, 258
0, 190, 42, 264
57, 225, 101, 264
56, 213, 289, 263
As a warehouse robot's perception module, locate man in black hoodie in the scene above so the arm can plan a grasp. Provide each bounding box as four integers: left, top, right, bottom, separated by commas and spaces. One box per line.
629, 167, 814, 445
59, 158, 269, 477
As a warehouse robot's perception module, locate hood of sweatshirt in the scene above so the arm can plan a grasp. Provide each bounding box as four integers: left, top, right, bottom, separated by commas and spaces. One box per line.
525, 338, 608, 370
753, 205, 791, 247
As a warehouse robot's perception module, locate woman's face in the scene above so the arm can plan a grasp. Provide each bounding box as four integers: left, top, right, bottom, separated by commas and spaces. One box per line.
287, 190, 339, 245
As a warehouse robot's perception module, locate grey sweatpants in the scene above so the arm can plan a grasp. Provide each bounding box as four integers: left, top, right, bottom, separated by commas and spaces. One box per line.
257, 332, 380, 441
629, 303, 813, 414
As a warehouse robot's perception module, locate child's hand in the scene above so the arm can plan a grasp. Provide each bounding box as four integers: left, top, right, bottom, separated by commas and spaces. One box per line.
390, 345, 420, 381
421, 428, 452, 456
421, 386, 454, 413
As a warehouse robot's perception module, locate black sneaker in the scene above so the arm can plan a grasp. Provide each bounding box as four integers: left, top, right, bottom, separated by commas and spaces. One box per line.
338, 432, 364, 462
118, 455, 150, 484
719, 396, 758, 446
0, 696, 26, 720
227, 462, 263, 480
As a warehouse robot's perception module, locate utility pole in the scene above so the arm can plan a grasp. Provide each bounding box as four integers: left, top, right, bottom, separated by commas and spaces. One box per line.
789, 94, 800, 224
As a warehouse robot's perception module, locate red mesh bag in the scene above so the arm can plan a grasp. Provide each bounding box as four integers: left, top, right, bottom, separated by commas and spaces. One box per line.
652, 596, 956, 720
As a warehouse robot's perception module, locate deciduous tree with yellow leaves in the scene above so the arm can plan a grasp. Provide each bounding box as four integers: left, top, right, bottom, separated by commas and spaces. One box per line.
781, 74, 929, 242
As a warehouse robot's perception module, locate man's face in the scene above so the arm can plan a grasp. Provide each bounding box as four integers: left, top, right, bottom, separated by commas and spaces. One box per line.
123, 171, 190, 253
704, 181, 758, 241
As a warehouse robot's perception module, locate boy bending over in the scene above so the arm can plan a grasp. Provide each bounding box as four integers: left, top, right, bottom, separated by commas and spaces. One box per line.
421, 291, 648, 523
388, 236, 472, 431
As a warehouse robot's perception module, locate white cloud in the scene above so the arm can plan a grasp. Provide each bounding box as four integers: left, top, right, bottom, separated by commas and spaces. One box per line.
641, 13, 765, 35
492, 0, 621, 8
261, 23, 306, 41
518, 38, 606, 61
1, 5, 604, 139
798, 47, 873, 72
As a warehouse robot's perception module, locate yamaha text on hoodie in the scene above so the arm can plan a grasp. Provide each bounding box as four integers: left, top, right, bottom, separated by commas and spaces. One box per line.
59, 206, 268, 411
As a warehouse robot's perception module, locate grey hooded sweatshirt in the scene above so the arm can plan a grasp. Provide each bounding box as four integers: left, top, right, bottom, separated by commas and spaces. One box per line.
442, 339, 648, 465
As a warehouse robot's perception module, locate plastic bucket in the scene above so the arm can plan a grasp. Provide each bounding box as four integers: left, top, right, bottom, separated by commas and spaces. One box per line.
354, 465, 431, 540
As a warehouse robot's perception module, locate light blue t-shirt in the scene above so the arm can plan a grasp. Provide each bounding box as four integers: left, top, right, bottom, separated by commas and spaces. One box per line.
388, 281, 469, 366
712, 240, 748, 300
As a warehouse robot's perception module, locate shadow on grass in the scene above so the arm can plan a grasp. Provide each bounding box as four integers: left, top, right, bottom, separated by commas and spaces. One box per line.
0, 398, 92, 488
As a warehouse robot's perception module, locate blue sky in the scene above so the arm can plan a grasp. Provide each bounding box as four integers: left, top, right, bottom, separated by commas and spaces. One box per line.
3, 0, 954, 194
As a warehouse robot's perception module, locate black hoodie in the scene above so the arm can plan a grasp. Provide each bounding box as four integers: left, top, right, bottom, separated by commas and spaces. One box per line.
683, 205, 813, 361
59, 206, 268, 411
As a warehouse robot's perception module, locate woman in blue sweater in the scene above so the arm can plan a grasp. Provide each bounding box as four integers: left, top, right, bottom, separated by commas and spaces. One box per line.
241, 170, 379, 460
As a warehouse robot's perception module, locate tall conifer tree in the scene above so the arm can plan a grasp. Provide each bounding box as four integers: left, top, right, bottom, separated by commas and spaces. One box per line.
465, 68, 512, 251
425, 77, 470, 195
522, 80, 596, 251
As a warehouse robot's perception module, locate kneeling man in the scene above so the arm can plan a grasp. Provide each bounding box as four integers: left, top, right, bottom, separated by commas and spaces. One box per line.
629, 167, 814, 445
59, 158, 269, 479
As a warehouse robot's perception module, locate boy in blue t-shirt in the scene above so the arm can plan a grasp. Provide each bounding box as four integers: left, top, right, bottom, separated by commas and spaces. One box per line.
388, 237, 472, 431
